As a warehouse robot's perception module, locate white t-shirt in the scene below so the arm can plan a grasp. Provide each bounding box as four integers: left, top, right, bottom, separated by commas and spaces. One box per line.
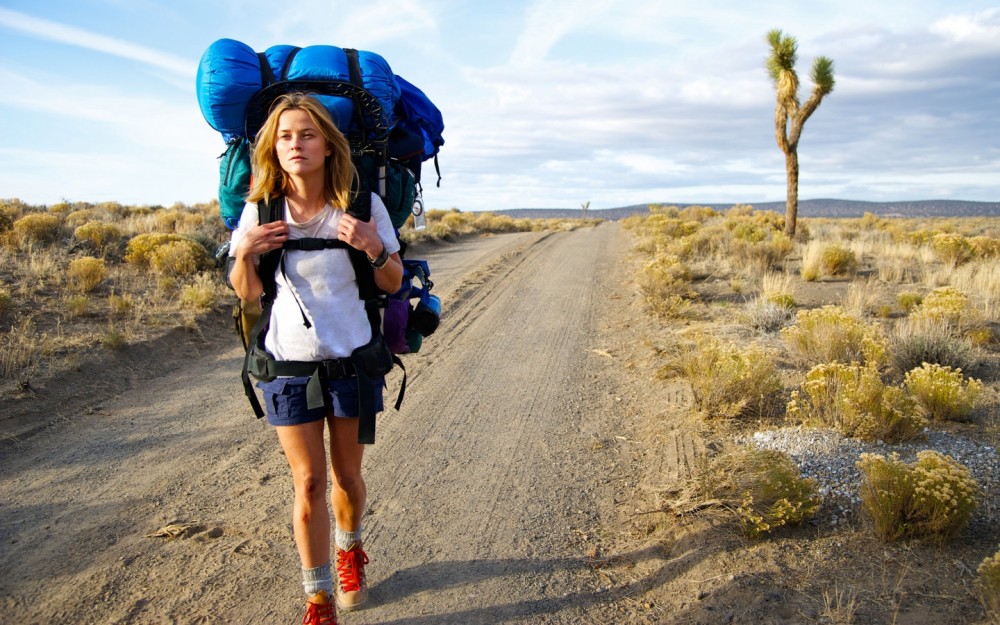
229, 193, 401, 361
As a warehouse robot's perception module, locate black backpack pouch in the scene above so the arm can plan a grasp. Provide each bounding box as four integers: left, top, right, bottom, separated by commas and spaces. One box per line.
350, 333, 394, 444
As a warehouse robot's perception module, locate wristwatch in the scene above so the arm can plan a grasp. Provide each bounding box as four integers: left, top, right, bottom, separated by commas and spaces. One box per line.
369, 245, 390, 270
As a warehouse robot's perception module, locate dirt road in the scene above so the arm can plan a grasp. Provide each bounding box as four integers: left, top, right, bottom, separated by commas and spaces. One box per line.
1, 222, 663, 624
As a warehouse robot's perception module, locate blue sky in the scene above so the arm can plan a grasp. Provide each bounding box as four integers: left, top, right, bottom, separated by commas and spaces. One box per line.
1, 1, 998, 213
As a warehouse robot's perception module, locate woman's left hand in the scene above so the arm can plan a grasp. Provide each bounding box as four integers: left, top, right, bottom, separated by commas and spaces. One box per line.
337, 214, 382, 259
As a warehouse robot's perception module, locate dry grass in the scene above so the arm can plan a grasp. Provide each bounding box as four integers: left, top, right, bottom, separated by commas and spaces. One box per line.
0, 199, 600, 391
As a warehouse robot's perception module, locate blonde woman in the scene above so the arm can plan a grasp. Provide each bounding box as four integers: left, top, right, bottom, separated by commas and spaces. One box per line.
229, 93, 402, 624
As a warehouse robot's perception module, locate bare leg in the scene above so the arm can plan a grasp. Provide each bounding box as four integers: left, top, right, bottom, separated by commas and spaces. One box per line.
275, 419, 331, 568
327, 415, 366, 532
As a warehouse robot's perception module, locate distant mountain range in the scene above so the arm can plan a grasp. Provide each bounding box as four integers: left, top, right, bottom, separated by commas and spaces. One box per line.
495, 199, 1000, 220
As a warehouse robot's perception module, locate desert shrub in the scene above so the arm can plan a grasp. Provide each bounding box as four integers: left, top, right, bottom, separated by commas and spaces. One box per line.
65, 209, 95, 227
890, 316, 978, 375
781, 305, 887, 367
0, 199, 30, 231
149, 240, 211, 277
761, 270, 796, 301
473, 212, 519, 233
969, 236, 1000, 259
65, 294, 89, 317
102, 326, 127, 350
897, 291, 923, 312
730, 219, 767, 243
67, 256, 107, 292
904, 363, 984, 422
108, 293, 135, 316
787, 362, 926, 443
911, 286, 979, 328
13, 213, 62, 246
673, 224, 728, 261
74, 222, 122, 254
179, 273, 223, 310
636, 254, 693, 318
629, 214, 700, 243
820, 244, 858, 277
742, 296, 793, 333
800, 241, 858, 282
678, 205, 717, 222
124, 233, 186, 267
857, 451, 980, 542
676, 336, 783, 419
976, 546, 1000, 622
930, 232, 974, 267
731, 232, 794, 274
698, 448, 821, 538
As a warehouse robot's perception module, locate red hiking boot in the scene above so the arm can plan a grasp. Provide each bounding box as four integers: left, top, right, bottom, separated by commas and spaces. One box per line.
335, 543, 369, 611
303, 590, 337, 625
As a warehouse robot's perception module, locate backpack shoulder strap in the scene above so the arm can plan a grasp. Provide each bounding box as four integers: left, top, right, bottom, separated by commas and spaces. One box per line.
240, 195, 285, 418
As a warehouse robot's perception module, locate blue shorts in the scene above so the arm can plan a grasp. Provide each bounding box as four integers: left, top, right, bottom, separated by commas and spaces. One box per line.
256, 375, 384, 427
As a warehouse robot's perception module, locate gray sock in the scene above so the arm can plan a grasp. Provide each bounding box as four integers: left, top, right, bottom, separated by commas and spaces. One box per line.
335, 526, 362, 550
302, 563, 333, 596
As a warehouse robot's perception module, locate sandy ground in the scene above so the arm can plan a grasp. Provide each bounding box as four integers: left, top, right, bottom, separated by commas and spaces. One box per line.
1, 223, 658, 624
2, 222, 997, 624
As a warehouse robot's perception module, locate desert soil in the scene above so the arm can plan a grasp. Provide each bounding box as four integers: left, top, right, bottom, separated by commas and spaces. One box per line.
1, 222, 996, 624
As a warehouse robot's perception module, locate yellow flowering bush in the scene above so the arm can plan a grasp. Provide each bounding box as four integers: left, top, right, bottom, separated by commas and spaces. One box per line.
903, 363, 984, 421
969, 235, 1000, 259
636, 253, 694, 318
149, 240, 211, 277
13, 212, 62, 246
896, 291, 923, 312
74, 221, 122, 254
857, 451, 981, 542
705, 449, 821, 538
787, 362, 926, 443
820, 244, 858, 276
67, 256, 108, 293
678, 336, 783, 419
976, 546, 1000, 622
781, 305, 887, 367
910, 286, 980, 329
930, 232, 974, 266
124, 233, 186, 267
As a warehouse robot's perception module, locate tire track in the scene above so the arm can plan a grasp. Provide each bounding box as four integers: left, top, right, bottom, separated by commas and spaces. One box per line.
356, 224, 619, 623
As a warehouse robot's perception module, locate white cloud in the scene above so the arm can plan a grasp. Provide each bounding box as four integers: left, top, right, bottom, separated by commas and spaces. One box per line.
931, 8, 1000, 45
0, 7, 193, 77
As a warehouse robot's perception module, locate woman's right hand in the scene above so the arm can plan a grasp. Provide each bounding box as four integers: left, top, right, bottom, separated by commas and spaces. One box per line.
237, 221, 289, 259
231, 221, 288, 302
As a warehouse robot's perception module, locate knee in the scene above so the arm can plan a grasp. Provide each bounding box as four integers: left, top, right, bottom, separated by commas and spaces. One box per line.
296, 473, 327, 502
332, 471, 365, 495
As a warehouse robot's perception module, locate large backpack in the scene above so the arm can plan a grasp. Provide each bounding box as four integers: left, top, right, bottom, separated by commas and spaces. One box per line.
196, 39, 444, 442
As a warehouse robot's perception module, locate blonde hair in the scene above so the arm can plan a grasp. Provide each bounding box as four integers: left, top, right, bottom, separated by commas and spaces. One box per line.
247, 93, 356, 209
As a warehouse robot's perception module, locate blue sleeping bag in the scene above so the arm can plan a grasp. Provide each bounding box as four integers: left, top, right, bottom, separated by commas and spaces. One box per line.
196, 38, 401, 141
196, 38, 444, 229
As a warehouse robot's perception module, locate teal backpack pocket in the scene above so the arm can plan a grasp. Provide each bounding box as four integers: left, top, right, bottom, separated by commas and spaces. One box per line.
219, 137, 252, 230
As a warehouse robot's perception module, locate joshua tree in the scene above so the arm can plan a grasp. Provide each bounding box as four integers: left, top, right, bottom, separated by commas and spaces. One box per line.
581, 201, 590, 216
765, 29, 835, 237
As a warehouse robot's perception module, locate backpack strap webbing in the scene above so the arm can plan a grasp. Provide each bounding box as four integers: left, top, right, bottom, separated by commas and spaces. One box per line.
240, 193, 403, 443
240, 196, 284, 419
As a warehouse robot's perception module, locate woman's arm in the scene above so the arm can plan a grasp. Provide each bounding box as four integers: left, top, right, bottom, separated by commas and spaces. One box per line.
229, 220, 290, 301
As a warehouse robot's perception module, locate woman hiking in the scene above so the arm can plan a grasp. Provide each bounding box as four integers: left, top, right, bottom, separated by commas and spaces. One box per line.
228, 92, 402, 624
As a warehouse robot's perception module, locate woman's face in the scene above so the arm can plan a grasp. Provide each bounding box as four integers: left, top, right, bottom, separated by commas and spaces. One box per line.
275, 108, 332, 179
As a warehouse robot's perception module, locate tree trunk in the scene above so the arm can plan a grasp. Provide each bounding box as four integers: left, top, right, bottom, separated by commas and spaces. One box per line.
784, 149, 799, 237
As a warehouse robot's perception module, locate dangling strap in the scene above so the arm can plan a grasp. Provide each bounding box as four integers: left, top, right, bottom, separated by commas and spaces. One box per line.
240, 196, 285, 419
